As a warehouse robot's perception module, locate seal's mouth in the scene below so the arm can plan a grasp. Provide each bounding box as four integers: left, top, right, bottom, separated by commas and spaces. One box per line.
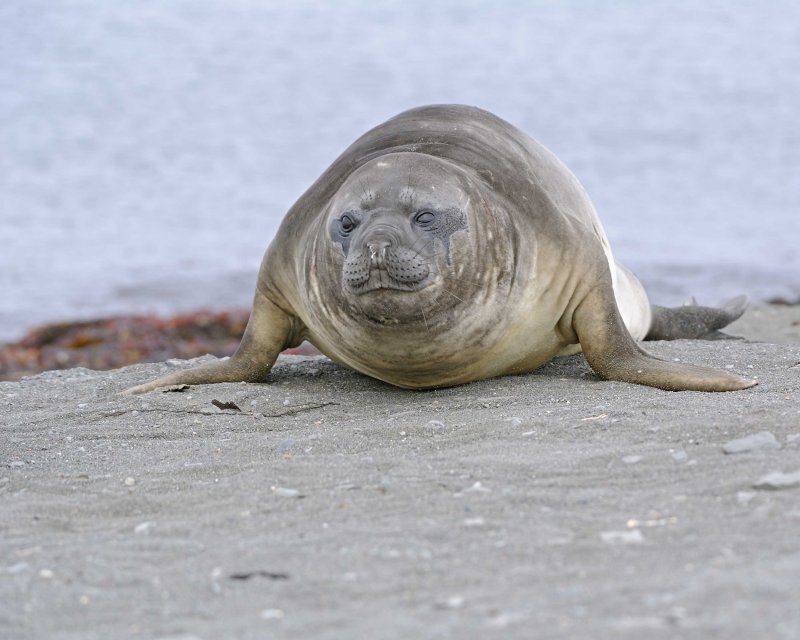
351, 279, 435, 326
346, 266, 431, 294
342, 245, 432, 294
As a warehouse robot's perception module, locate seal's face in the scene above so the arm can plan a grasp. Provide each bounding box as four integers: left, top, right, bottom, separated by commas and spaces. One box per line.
326, 153, 472, 323
330, 206, 466, 294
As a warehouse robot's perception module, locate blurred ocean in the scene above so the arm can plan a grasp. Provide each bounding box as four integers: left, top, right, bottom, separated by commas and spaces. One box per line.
1, 0, 798, 342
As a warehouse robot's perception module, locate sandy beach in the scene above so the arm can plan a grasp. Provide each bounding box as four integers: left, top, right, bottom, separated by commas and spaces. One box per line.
1, 304, 799, 639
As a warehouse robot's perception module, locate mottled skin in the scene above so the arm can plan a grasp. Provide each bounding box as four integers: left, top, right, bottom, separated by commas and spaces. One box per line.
126, 105, 755, 394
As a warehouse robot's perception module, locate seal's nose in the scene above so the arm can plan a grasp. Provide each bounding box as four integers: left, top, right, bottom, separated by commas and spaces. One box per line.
367, 238, 391, 267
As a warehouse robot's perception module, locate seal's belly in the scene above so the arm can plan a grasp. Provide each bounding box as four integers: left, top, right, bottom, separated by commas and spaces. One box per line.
306, 310, 567, 389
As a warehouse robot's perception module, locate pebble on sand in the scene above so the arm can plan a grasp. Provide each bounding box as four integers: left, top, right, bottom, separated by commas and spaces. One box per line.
752, 470, 800, 491
435, 595, 465, 610
271, 486, 302, 498
134, 521, 155, 534
601, 529, 644, 544
463, 517, 486, 527
671, 450, 689, 463
260, 608, 285, 620
722, 431, 781, 454
736, 491, 757, 505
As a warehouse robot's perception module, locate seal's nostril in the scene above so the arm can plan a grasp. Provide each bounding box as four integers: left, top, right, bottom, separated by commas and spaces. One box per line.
367, 239, 391, 266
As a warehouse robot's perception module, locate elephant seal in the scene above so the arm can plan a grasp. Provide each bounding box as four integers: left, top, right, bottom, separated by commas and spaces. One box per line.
126, 105, 755, 394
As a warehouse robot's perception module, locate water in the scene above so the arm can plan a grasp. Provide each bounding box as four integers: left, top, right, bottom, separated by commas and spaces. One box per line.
1, 0, 798, 342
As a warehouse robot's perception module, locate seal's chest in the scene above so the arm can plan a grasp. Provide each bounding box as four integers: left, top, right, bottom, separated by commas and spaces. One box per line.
306, 305, 527, 388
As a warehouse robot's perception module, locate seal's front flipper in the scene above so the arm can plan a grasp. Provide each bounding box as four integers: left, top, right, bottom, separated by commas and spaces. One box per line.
574, 288, 756, 392
646, 295, 748, 341
123, 289, 300, 395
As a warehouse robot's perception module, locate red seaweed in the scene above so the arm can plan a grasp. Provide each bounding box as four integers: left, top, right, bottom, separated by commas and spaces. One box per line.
0, 310, 320, 381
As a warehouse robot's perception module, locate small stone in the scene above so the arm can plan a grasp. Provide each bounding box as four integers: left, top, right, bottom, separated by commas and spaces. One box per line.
426, 420, 446, 429
506, 417, 523, 426
622, 455, 642, 464
464, 481, 491, 493
737, 491, 756, 505
39, 569, 54, 579
463, 517, 485, 527
787, 434, 800, 444
435, 594, 465, 609
260, 608, 285, 620
601, 529, 644, 544
671, 450, 688, 463
134, 521, 155, 534
271, 486, 302, 498
722, 431, 781, 454
124, 477, 136, 486
753, 469, 800, 491
8, 460, 25, 468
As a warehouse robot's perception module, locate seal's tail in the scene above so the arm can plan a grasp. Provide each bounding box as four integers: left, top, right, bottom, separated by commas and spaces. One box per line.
645, 294, 749, 341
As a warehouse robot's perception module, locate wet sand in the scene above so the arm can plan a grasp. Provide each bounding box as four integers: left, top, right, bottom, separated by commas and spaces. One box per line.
2, 305, 799, 639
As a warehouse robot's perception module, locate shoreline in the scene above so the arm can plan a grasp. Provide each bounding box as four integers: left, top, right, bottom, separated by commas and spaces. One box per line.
1, 303, 798, 382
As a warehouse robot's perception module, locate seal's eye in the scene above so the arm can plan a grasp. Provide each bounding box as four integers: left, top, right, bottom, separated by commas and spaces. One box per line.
414, 210, 435, 225
340, 215, 356, 234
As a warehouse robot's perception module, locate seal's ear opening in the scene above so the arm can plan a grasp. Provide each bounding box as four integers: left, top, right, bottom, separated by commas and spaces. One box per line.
329, 210, 361, 256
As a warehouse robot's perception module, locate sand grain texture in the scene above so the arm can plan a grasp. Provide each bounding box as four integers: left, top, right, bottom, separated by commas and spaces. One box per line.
2, 305, 799, 639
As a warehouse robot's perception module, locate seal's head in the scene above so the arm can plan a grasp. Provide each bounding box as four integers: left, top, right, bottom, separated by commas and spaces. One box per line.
326, 152, 476, 324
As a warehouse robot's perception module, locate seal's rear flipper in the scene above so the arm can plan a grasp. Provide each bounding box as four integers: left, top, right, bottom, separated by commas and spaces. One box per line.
123, 289, 299, 395
646, 295, 748, 341
574, 288, 756, 392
